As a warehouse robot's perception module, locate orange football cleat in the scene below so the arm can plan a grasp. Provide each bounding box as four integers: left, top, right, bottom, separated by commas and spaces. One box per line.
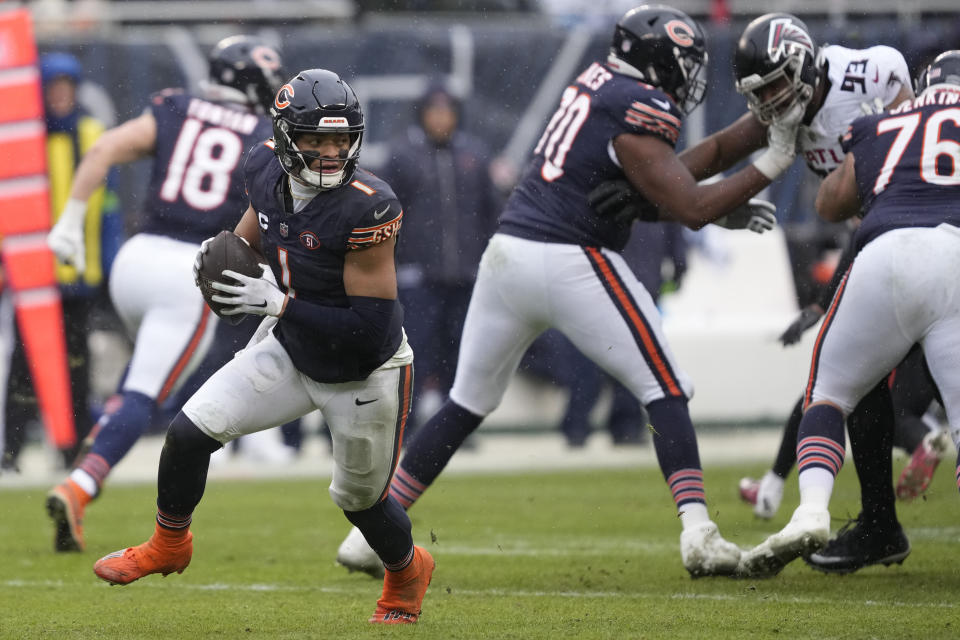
45, 479, 92, 552
369, 545, 435, 624
93, 528, 193, 586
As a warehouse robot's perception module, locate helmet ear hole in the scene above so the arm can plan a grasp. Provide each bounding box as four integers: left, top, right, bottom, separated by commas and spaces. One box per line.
608, 6, 708, 114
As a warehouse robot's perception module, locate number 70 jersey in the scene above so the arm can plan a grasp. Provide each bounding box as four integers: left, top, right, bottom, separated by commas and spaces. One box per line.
140, 89, 274, 243
498, 61, 684, 252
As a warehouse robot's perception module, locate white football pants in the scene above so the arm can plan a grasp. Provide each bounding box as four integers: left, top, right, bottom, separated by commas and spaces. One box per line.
183, 331, 414, 511
109, 233, 218, 403
806, 224, 960, 436
450, 233, 693, 416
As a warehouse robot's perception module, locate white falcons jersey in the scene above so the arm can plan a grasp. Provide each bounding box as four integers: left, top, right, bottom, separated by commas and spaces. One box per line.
799, 45, 911, 177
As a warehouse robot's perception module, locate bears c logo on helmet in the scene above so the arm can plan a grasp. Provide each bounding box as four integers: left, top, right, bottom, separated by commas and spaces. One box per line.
275, 83, 294, 109
664, 19, 695, 47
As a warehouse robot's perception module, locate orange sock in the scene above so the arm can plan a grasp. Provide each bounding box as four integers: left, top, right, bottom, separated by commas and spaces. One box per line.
152, 521, 191, 548
386, 547, 420, 581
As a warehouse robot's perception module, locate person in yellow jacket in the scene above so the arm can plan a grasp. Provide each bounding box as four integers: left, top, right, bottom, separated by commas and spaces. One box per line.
1, 52, 122, 472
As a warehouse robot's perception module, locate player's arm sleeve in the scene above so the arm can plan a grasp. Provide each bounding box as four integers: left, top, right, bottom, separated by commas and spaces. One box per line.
282, 295, 399, 350
346, 198, 403, 250
618, 95, 682, 148
281, 195, 403, 343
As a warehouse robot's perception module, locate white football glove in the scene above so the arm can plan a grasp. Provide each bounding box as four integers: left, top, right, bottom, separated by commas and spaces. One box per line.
47, 198, 87, 273
753, 100, 807, 180
192, 236, 215, 287
210, 264, 285, 317
859, 97, 886, 116
714, 199, 777, 234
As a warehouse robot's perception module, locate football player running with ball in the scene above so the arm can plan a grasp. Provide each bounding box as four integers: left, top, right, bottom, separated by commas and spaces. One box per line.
92, 69, 434, 625
338, 4, 805, 579
740, 50, 960, 577
44, 35, 283, 552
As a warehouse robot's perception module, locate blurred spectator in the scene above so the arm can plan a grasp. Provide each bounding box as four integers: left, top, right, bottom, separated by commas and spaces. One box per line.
1, 52, 123, 472
377, 82, 500, 430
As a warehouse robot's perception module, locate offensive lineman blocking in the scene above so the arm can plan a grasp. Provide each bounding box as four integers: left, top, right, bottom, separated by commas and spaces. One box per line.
338, 4, 805, 579
740, 50, 960, 578
671, 13, 923, 574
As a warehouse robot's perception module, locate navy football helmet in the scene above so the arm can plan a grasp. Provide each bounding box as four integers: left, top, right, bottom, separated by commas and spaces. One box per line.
915, 50, 960, 94
207, 35, 285, 114
271, 69, 364, 190
607, 5, 708, 115
734, 13, 818, 125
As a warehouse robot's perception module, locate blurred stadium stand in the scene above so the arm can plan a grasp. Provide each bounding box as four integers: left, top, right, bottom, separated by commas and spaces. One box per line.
16, 0, 960, 429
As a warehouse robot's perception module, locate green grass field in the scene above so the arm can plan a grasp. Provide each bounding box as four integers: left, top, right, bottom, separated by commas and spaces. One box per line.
1, 461, 958, 639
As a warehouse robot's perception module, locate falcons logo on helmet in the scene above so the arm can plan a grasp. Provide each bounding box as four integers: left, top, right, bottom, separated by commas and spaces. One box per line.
766, 18, 814, 63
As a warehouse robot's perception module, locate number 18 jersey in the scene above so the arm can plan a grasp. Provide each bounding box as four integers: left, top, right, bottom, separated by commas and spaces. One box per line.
498, 61, 684, 252
140, 90, 273, 243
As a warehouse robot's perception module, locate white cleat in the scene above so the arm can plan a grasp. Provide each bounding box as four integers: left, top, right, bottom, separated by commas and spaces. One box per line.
738, 505, 830, 578
336, 526, 384, 579
754, 472, 784, 520
680, 521, 742, 578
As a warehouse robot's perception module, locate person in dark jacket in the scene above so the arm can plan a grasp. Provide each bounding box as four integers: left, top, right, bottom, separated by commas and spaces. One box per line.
377, 83, 500, 430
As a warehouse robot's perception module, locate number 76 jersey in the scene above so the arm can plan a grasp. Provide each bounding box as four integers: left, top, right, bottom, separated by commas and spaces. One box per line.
140, 90, 273, 243
844, 88, 960, 252
498, 61, 684, 253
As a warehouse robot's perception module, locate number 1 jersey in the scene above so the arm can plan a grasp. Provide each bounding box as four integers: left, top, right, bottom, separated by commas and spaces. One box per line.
498, 61, 684, 252
140, 90, 273, 243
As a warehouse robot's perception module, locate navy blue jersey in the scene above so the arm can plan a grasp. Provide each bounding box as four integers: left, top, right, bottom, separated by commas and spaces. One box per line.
140, 90, 272, 243
499, 61, 683, 252
244, 142, 405, 383
845, 88, 960, 251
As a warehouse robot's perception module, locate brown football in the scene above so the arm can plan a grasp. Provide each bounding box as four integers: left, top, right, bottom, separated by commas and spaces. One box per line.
195, 230, 263, 325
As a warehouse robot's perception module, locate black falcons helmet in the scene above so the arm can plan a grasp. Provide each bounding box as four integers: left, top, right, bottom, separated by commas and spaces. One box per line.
734, 13, 818, 125
607, 5, 708, 115
915, 50, 960, 94
270, 69, 364, 190
208, 35, 285, 114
